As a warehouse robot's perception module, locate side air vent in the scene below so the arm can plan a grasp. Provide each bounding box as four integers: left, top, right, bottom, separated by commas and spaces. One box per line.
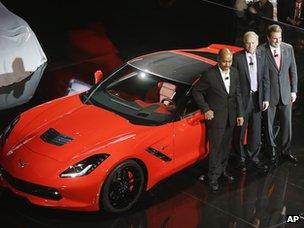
40, 128, 73, 146
146, 147, 172, 162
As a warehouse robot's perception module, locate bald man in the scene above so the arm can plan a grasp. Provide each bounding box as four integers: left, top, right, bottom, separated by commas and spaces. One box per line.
233, 31, 269, 172
193, 48, 244, 191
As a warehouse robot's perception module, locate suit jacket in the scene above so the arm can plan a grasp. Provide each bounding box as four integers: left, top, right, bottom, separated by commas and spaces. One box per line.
232, 48, 270, 112
259, 42, 298, 106
192, 66, 244, 128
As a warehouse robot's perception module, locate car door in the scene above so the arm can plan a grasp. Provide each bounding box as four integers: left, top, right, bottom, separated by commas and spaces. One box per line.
173, 97, 208, 172
138, 121, 176, 187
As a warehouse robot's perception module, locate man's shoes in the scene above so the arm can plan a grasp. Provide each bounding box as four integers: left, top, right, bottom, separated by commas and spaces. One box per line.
281, 154, 298, 163
252, 160, 268, 170
222, 172, 235, 182
238, 161, 247, 173
209, 180, 219, 191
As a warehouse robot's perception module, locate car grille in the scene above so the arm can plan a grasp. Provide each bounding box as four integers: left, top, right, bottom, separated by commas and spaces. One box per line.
40, 128, 73, 146
0, 165, 62, 200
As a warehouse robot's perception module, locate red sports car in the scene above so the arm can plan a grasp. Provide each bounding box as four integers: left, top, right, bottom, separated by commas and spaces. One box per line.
0, 44, 242, 213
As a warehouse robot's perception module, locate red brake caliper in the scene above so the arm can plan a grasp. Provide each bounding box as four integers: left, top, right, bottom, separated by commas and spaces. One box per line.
128, 171, 134, 191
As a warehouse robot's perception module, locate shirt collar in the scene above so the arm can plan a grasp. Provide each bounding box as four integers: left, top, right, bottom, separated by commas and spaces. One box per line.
269, 45, 281, 54
245, 51, 256, 60
218, 66, 230, 76
245, 51, 256, 56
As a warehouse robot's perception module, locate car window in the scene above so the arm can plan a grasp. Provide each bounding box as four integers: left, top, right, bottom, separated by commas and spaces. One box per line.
87, 64, 190, 125
180, 96, 199, 117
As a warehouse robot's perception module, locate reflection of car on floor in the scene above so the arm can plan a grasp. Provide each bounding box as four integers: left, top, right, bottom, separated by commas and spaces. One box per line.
0, 2, 47, 87
0, 44, 242, 213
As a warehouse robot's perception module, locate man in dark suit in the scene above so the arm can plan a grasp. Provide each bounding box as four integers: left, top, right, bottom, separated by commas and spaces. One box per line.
277, 0, 289, 22
286, 0, 304, 28
233, 31, 269, 172
278, 0, 304, 27
260, 24, 298, 163
193, 48, 244, 191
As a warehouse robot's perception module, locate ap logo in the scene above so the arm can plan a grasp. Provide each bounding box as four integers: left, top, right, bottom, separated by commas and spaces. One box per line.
286, 215, 302, 223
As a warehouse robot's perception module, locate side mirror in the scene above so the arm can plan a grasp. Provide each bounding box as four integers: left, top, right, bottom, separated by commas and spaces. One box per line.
187, 111, 205, 125
94, 70, 103, 84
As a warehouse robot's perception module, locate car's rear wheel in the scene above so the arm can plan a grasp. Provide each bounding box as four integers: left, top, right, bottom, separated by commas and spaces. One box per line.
101, 160, 145, 213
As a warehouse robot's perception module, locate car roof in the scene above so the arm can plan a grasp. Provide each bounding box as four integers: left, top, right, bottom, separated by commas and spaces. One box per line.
127, 44, 242, 85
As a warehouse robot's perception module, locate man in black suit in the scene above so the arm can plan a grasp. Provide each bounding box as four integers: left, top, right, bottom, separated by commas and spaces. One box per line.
260, 24, 298, 163
193, 48, 244, 191
233, 31, 269, 172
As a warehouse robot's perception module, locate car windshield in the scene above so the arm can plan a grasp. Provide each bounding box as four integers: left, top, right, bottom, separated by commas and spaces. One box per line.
83, 64, 190, 125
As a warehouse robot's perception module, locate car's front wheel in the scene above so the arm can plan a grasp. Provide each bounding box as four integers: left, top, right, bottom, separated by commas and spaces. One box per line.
101, 160, 145, 213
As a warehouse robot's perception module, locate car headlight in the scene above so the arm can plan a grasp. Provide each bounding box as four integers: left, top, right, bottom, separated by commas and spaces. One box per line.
1, 115, 20, 146
60, 154, 110, 178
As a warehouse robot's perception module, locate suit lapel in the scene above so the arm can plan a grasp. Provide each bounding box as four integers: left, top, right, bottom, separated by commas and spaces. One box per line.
280, 44, 286, 72
256, 49, 262, 83
230, 70, 235, 94
214, 67, 228, 94
240, 51, 251, 85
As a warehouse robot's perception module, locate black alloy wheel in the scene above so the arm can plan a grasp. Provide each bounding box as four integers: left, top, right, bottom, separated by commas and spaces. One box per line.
101, 160, 145, 213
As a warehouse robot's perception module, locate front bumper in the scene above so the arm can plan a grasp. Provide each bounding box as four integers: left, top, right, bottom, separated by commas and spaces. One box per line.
0, 165, 62, 200
0, 165, 106, 211
0, 144, 109, 212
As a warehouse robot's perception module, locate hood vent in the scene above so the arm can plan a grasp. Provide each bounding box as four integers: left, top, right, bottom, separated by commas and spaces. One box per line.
40, 128, 73, 146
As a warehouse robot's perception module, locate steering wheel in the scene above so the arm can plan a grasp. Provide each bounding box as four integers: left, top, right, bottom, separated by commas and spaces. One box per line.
107, 89, 119, 97
161, 98, 176, 107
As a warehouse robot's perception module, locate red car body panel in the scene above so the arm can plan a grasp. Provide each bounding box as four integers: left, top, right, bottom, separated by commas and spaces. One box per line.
0, 44, 241, 211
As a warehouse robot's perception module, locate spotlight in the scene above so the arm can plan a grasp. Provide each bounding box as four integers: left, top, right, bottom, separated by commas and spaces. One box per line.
139, 72, 146, 78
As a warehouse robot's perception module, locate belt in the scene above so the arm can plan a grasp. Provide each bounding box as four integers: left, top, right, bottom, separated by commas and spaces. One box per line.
250, 90, 258, 95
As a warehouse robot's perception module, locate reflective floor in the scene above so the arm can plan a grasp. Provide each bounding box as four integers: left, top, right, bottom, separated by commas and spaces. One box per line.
1, 0, 304, 227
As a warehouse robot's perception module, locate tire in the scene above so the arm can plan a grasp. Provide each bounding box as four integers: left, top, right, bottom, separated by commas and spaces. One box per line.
101, 160, 145, 213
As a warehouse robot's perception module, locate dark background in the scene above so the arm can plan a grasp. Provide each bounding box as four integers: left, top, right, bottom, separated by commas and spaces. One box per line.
1, 0, 238, 62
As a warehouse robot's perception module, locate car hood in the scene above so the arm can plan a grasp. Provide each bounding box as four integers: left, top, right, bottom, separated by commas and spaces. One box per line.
14, 96, 149, 162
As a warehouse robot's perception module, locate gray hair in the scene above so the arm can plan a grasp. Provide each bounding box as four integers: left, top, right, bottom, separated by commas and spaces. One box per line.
267, 24, 282, 37
243, 31, 259, 43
